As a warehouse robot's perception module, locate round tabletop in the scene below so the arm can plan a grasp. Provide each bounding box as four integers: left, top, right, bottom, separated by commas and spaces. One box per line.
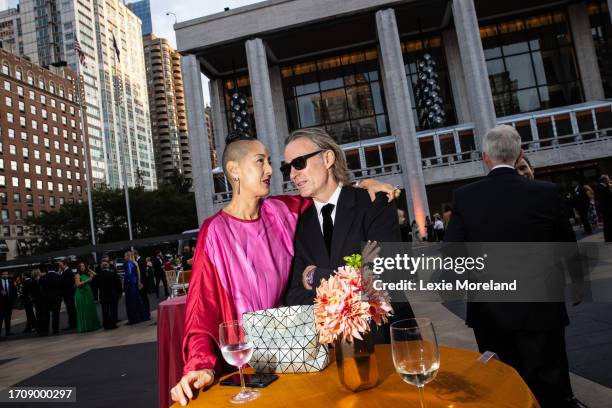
172, 344, 539, 408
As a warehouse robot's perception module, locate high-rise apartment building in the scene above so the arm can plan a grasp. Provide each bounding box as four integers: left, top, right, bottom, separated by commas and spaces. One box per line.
0, 7, 22, 55
143, 33, 191, 184
18, 0, 156, 190
0, 48, 89, 261
127, 0, 152, 36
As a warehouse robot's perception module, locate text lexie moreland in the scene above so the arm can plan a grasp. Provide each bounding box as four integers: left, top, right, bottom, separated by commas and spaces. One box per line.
372, 279, 518, 292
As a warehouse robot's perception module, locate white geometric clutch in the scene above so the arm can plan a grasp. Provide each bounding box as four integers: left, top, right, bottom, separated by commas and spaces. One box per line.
243, 305, 330, 373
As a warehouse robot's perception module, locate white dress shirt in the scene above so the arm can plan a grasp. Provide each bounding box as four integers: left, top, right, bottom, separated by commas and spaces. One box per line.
490, 164, 515, 172
313, 183, 343, 234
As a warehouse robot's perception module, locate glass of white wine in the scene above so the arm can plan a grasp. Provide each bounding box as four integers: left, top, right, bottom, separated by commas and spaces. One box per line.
390, 318, 440, 408
219, 320, 261, 404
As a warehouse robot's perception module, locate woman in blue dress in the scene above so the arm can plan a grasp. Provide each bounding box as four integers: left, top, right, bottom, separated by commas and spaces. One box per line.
123, 251, 150, 324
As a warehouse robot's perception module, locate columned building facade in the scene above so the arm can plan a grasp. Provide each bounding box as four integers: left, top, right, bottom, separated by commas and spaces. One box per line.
175, 0, 612, 230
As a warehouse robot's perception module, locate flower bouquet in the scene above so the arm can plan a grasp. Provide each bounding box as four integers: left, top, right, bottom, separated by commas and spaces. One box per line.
313, 253, 393, 391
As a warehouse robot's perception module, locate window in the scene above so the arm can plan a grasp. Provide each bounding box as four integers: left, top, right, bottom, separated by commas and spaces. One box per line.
44, 138, 50, 148
47, 181, 53, 191
51, 98, 56, 108
20, 116, 26, 127
4, 81, 10, 91
29, 90, 35, 100
6, 112, 13, 123
38, 195, 45, 205
17, 86, 23, 96
24, 163, 30, 173
40, 95, 46, 104
1, 209, 8, 221
30, 105, 36, 115
42, 109, 47, 119
52, 112, 57, 122
0, 175, 5, 187
1, 63, 8, 75
49, 196, 55, 207
15, 69, 22, 80
35, 165, 41, 174
588, 2, 612, 97
480, 12, 583, 116
12, 176, 19, 187
32, 120, 38, 130
0, 192, 6, 204
8, 129, 14, 138
5, 96, 11, 107
25, 179, 31, 190
15, 210, 22, 221
1, 226, 8, 237
13, 193, 20, 203
10, 161, 17, 171
36, 180, 43, 190
34, 150, 40, 160
280, 49, 390, 144
46, 167, 52, 176
22, 147, 29, 158
9, 145, 16, 155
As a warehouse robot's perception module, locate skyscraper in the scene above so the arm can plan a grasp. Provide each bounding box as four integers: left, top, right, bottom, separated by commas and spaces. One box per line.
18, 0, 156, 190
143, 33, 191, 184
127, 0, 152, 36
0, 7, 22, 55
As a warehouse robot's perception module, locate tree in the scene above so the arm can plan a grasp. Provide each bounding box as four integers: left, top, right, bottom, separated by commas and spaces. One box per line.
25, 182, 198, 255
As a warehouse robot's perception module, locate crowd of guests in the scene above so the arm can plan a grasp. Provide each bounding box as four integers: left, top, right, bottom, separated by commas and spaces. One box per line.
0, 247, 195, 340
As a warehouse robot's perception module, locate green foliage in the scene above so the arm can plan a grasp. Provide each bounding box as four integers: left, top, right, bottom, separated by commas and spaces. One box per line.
343, 254, 362, 269
25, 182, 197, 254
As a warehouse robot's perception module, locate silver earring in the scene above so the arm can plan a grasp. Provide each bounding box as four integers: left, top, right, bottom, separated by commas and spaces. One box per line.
233, 177, 240, 195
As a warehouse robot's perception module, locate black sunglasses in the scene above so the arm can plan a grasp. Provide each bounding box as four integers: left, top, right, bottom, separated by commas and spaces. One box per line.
280, 150, 324, 177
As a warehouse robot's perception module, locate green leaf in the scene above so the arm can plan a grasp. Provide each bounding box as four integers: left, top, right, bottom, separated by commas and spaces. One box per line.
343, 254, 362, 268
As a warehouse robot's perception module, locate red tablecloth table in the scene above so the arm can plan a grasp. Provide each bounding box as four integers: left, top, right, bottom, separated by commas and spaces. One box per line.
157, 296, 187, 408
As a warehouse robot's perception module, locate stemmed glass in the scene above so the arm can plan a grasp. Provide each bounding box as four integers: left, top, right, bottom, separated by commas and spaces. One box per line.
390, 318, 440, 408
219, 320, 261, 404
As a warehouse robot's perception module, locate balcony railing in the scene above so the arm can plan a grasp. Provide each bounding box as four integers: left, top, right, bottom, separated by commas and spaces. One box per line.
211, 101, 612, 204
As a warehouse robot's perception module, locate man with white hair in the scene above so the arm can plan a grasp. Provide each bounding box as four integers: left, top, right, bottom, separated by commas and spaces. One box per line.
445, 125, 586, 408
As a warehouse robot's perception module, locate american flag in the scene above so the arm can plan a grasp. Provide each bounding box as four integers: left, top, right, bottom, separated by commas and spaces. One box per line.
112, 33, 120, 63
74, 39, 86, 67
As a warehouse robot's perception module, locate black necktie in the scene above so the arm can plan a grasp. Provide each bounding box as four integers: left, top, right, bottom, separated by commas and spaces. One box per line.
321, 204, 335, 255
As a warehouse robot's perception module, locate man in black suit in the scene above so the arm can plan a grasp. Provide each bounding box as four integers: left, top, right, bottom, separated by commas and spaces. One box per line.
97, 260, 123, 330
0, 271, 17, 337
21, 272, 39, 333
445, 125, 584, 408
153, 249, 169, 298
38, 268, 63, 336
283, 128, 413, 343
571, 182, 592, 235
58, 259, 77, 330
595, 174, 612, 242
133, 250, 150, 316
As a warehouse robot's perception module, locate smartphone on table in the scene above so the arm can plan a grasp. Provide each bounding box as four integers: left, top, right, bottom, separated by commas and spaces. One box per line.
220, 373, 279, 388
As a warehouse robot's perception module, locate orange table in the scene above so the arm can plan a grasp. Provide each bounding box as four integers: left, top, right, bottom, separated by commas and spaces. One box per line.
171, 345, 539, 408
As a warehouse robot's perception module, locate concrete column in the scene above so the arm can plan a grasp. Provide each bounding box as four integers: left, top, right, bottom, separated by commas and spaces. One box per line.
182, 54, 215, 224
269, 65, 290, 158
442, 29, 471, 123
452, 0, 496, 149
376, 8, 430, 235
245, 38, 284, 195
568, 2, 605, 101
209, 78, 228, 161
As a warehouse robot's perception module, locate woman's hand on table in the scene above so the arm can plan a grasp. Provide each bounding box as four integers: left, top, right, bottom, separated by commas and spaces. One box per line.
171, 369, 214, 406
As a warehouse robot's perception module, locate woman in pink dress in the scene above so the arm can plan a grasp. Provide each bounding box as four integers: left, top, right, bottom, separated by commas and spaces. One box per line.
171, 133, 396, 406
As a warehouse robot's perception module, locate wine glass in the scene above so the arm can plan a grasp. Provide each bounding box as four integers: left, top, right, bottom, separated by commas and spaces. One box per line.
390, 318, 440, 408
219, 320, 260, 404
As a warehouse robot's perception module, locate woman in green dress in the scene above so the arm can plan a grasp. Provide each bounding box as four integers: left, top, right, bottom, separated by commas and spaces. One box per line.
74, 261, 101, 333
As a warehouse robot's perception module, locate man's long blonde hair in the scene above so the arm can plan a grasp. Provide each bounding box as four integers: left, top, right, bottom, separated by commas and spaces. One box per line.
284, 127, 350, 185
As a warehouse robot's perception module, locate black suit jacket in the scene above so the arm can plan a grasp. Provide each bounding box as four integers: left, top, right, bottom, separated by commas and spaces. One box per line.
0, 278, 17, 306
444, 167, 576, 331
39, 272, 63, 305
285, 186, 413, 342
61, 267, 75, 297
97, 269, 123, 303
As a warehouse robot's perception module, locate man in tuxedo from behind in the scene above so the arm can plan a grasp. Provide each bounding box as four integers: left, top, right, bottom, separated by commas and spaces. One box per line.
445, 125, 585, 408
58, 259, 77, 330
38, 268, 63, 336
153, 249, 169, 298
283, 128, 413, 343
0, 271, 17, 338
97, 260, 123, 330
